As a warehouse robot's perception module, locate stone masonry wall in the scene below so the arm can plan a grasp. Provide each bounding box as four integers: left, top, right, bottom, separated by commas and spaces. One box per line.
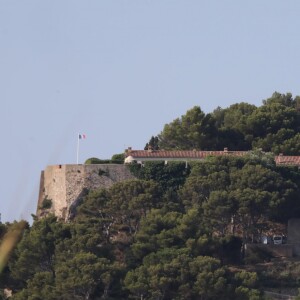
37, 164, 135, 220
37, 165, 67, 218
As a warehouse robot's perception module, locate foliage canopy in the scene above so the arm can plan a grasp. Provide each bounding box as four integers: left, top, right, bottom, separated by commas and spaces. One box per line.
2, 92, 300, 299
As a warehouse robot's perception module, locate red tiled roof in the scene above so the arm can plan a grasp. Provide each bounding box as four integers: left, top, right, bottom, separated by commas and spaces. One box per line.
125, 150, 300, 167
126, 150, 247, 159
275, 156, 300, 166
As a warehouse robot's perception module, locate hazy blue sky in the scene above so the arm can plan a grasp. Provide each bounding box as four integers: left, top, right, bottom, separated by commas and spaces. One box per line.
1, 1, 300, 222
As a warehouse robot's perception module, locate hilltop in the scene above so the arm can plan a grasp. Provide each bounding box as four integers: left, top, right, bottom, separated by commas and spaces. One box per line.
1, 92, 300, 299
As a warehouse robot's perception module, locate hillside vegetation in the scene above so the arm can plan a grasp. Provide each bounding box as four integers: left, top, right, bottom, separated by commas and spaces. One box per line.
151, 92, 300, 155
1, 92, 300, 299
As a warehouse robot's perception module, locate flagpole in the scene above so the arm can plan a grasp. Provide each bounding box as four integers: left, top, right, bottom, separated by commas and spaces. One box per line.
77, 134, 80, 164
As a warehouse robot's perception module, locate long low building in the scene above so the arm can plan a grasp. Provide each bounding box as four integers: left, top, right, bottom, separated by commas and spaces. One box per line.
124, 147, 300, 167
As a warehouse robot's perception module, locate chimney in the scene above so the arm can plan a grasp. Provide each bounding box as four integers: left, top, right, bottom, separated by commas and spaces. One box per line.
125, 147, 132, 154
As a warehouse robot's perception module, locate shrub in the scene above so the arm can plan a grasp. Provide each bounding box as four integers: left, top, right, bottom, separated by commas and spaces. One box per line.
111, 153, 125, 164
98, 169, 108, 176
41, 197, 52, 209
85, 157, 111, 164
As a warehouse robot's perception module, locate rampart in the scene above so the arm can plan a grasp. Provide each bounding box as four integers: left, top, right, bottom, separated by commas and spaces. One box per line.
37, 164, 135, 221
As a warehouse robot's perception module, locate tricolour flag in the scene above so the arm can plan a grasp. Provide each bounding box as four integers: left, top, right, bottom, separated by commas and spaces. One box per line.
79, 134, 86, 139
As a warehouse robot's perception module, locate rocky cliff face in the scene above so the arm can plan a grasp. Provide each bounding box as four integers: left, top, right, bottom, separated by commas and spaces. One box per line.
37, 164, 135, 221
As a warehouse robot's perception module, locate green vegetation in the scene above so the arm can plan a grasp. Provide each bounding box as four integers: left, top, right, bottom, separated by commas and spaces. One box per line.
85, 157, 111, 164
40, 197, 52, 209
85, 153, 125, 165
1, 92, 300, 298
144, 136, 159, 150
2, 155, 300, 299
111, 153, 125, 164
151, 92, 300, 155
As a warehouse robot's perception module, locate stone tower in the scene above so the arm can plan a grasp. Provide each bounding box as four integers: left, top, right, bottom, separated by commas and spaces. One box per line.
37, 164, 135, 221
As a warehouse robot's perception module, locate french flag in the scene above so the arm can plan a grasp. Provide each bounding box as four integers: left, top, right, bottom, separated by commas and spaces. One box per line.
79, 134, 86, 139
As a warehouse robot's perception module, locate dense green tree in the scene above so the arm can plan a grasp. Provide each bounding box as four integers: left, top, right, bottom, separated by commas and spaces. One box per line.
124, 265, 149, 299
234, 271, 261, 300
158, 106, 218, 150
111, 153, 125, 163
213, 102, 257, 150
190, 256, 228, 299
248, 99, 300, 153
272, 132, 300, 155
222, 103, 257, 131
262, 91, 295, 107
271, 166, 300, 221
12, 272, 56, 300
107, 179, 161, 215
179, 169, 230, 210
178, 155, 297, 249
154, 92, 300, 154
105, 179, 162, 239
176, 208, 205, 241
9, 216, 65, 287
202, 190, 233, 236
76, 179, 162, 242
54, 221, 109, 262
55, 253, 111, 300
144, 136, 159, 150
135, 161, 189, 192
131, 209, 183, 262
229, 163, 295, 243
126, 249, 261, 300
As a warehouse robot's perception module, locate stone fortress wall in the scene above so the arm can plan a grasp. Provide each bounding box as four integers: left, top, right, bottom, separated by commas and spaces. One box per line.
37, 164, 135, 221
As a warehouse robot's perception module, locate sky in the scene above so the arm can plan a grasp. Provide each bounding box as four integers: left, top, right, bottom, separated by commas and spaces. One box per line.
1, 1, 300, 223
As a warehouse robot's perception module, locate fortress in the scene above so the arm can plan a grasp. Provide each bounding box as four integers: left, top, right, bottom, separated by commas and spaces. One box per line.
37, 164, 135, 221
37, 149, 300, 221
